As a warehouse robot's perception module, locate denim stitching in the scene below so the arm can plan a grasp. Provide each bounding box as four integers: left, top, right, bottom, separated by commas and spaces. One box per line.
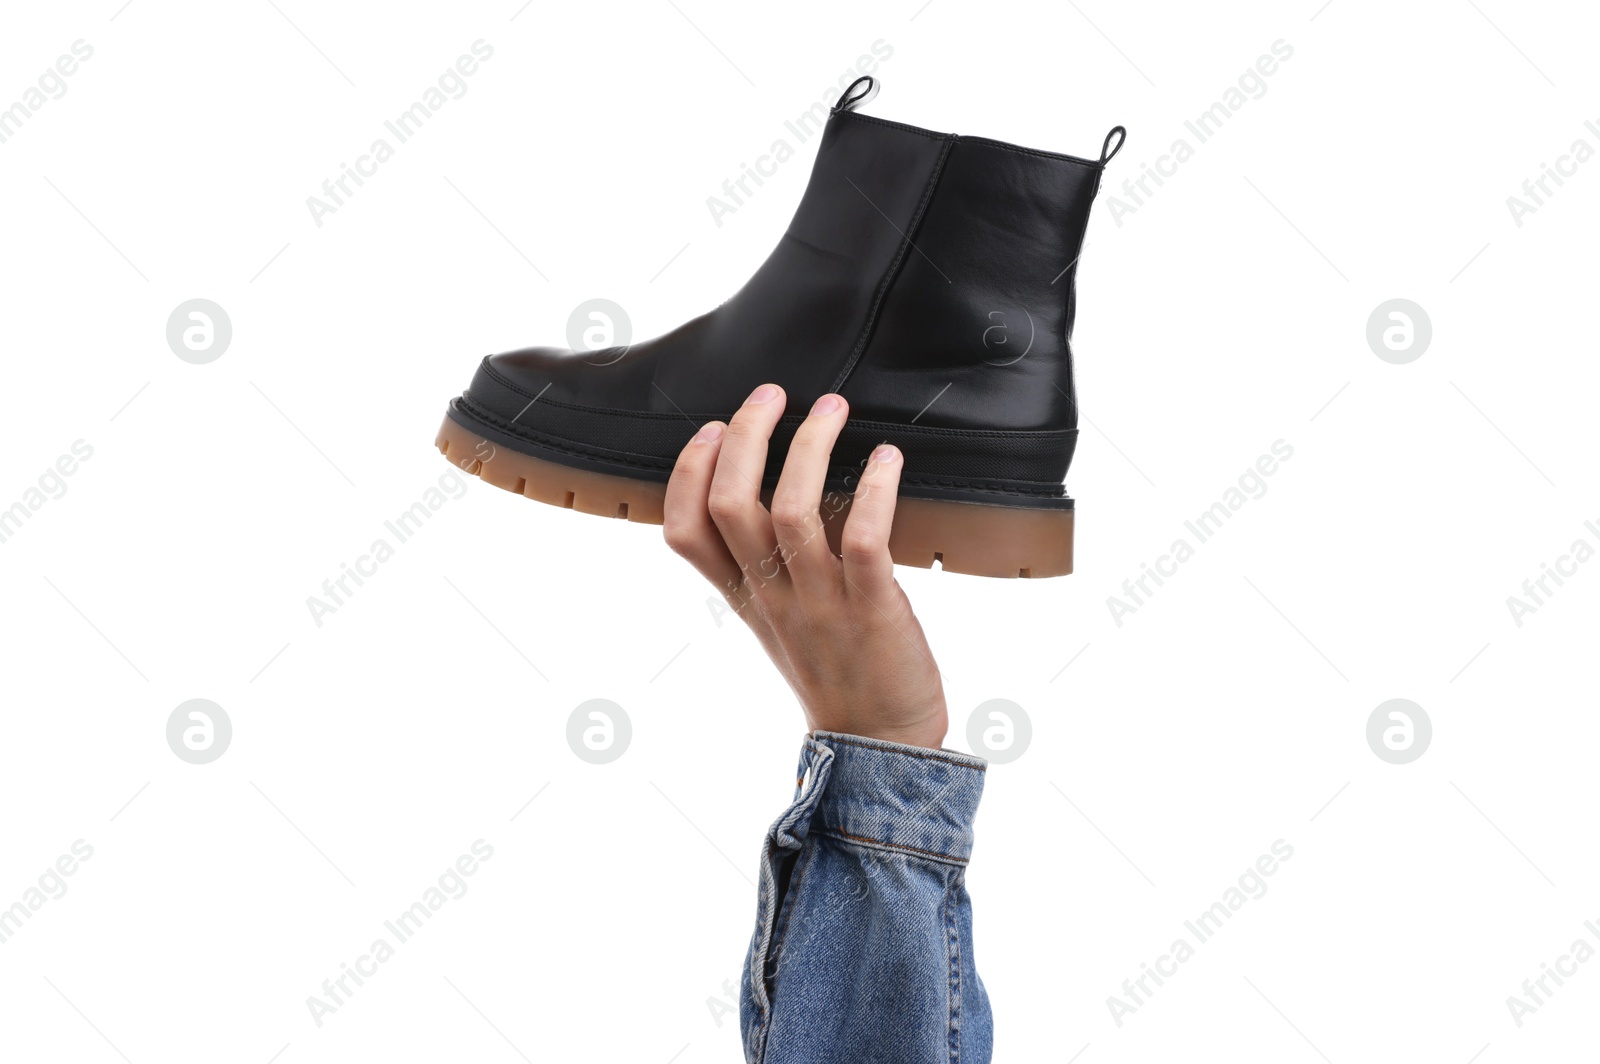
940, 870, 953, 1056
749, 744, 835, 1062
762, 842, 820, 1024
816, 828, 969, 866
821, 734, 986, 772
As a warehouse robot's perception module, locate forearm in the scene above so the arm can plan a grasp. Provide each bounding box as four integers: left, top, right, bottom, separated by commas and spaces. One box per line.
740, 731, 990, 1064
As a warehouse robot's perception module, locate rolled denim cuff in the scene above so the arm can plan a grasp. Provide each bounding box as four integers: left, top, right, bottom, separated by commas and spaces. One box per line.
806, 730, 987, 866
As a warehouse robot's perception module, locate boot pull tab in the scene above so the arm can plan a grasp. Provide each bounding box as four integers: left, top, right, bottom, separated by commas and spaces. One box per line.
831, 75, 877, 115
1099, 126, 1127, 166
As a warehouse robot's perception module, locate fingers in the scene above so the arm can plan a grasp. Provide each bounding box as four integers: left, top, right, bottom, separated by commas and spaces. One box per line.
706, 384, 786, 582
663, 421, 742, 591
841, 443, 903, 600
770, 393, 849, 594
669, 387, 899, 609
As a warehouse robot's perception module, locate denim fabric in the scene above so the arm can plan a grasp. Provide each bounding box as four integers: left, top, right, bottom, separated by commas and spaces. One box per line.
741, 730, 990, 1064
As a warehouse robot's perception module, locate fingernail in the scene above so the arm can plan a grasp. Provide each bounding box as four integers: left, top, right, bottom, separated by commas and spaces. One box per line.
871, 444, 899, 463
810, 393, 841, 416
746, 384, 779, 405
693, 422, 724, 444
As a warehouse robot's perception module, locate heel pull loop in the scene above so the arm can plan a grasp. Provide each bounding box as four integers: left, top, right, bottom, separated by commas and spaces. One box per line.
1099, 126, 1126, 165
831, 75, 877, 116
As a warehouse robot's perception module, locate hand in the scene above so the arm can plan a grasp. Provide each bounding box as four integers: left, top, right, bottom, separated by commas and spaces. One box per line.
663, 384, 947, 750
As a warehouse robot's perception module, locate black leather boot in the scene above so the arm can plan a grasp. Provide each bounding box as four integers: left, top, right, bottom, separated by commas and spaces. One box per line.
436, 77, 1123, 577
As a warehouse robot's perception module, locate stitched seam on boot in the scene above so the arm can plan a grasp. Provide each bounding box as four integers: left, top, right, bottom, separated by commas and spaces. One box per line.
457, 398, 1074, 496
827, 135, 956, 394
839, 111, 1108, 169
1059, 152, 1109, 437
959, 133, 1105, 169
835, 109, 950, 142
475, 362, 1077, 440
458, 397, 679, 471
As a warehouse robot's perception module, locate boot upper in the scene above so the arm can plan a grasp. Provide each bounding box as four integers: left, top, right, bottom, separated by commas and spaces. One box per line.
456, 94, 1111, 498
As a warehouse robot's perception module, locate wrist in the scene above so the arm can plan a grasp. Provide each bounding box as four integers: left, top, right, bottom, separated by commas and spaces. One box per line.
863, 711, 948, 751
803, 692, 948, 751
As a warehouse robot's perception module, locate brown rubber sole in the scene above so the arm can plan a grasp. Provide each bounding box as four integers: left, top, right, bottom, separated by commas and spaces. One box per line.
435, 414, 1074, 578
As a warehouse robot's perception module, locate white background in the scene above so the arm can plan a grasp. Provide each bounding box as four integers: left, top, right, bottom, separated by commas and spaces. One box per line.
2, 1, 1597, 1061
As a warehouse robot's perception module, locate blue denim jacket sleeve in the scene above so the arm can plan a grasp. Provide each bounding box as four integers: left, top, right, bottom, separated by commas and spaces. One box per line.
740, 730, 991, 1064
